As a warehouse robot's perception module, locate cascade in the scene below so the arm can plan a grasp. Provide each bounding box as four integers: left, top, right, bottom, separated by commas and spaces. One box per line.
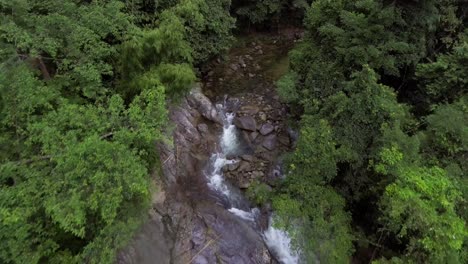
204, 100, 300, 264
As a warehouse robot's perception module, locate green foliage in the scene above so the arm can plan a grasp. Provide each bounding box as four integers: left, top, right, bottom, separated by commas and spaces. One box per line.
304, 0, 423, 77
276, 71, 299, 103
416, 33, 468, 104
246, 181, 272, 205
0, 0, 132, 99
273, 184, 354, 263
300, 66, 409, 170
235, 0, 285, 24
0, 65, 167, 262
0, 0, 237, 262
276, 0, 468, 262
286, 117, 337, 183
185, 0, 236, 62
271, 117, 353, 262
379, 162, 466, 263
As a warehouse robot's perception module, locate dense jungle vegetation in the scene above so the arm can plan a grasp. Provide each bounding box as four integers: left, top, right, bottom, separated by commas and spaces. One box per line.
0, 0, 466, 263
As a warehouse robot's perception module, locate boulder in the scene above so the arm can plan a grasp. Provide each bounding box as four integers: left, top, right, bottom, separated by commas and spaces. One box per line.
262, 134, 277, 151
227, 161, 240, 171
234, 116, 257, 131
187, 84, 222, 124
260, 123, 274, 136
250, 132, 259, 141
237, 161, 252, 172
241, 155, 254, 162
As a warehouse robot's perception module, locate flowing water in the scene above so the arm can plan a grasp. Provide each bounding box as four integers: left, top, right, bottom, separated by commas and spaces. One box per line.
203, 100, 300, 264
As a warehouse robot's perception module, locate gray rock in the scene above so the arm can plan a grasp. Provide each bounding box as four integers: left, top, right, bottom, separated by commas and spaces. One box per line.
230, 63, 239, 71
192, 255, 209, 264
251, 171, 265, 179
239, 105, 260, 115
187, 84, 222, 124
262, 134, 277, 151
239, 179, 251, 189
241, 155, 254, 162
260, 123, 274, 135
278, 135, 290, 146
250, 132, 259, 141
234, 116, 257, 131
197, 123, 209, 134
227, 161, 240, 171
238, 161, 252, 172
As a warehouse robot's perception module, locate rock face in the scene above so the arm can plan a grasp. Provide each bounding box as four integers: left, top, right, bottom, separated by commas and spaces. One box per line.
118, 86, 271, 264
234, 116, 257, 131
187, 83, 221, 124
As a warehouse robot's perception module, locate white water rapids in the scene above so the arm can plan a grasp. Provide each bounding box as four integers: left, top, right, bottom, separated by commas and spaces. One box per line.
204, 102, 300, 264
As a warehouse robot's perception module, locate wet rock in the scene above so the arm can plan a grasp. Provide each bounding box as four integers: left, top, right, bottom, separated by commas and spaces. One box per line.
196, 204, 271, 263
248, 73, 255, 78
262, 134, 277, 151
260, 123, 274, 136
234, 116, 257, 131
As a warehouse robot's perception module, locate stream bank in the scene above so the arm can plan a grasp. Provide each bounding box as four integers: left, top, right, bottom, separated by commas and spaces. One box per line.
117, 29, 302, 264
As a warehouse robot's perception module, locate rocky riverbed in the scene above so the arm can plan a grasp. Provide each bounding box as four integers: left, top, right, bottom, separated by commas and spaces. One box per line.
117, 30, 302, 264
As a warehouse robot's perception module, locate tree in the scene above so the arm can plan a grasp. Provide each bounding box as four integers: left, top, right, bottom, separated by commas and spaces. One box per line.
0, 0, 133, 99
377, 147, 466, 263
271, 116, 354, 263
416, 33, 468, 105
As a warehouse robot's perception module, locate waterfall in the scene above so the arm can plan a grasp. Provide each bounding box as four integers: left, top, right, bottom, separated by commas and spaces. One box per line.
204, 104, 241, 204
228, 207, 260, 222
206, 153, 236, 197
205, 99, 300, 264
263, 216, 300, 264
221, 112, 239, 155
